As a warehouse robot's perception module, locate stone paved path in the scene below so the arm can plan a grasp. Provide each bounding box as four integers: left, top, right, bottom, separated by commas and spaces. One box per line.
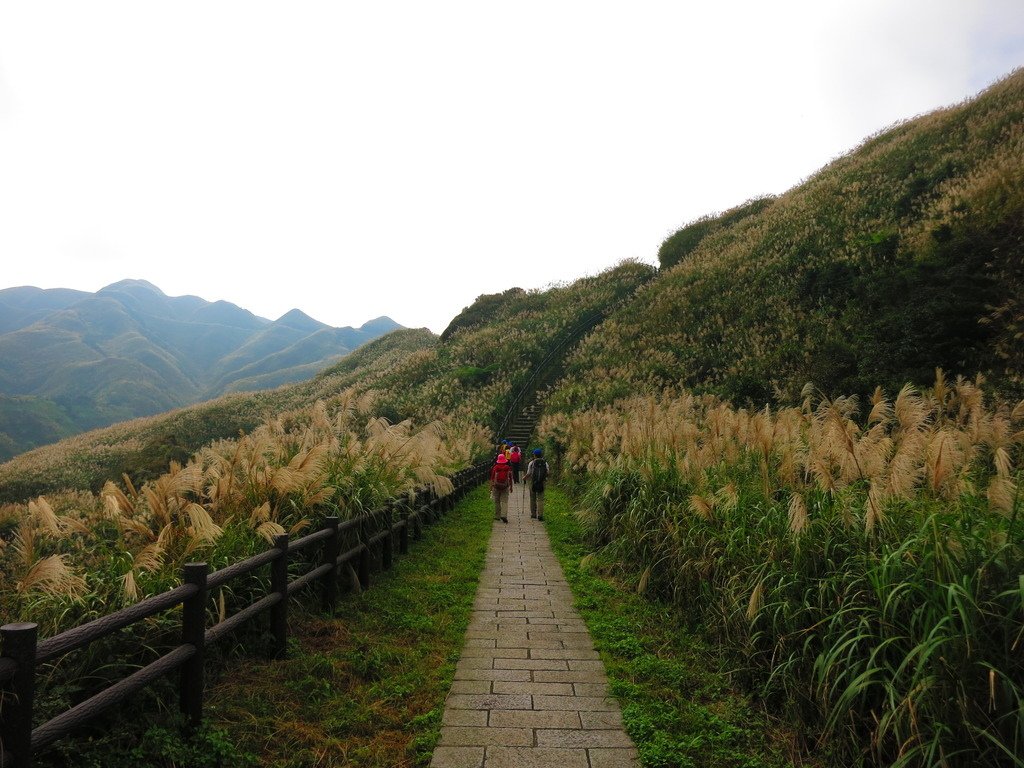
430, 484, 639, 768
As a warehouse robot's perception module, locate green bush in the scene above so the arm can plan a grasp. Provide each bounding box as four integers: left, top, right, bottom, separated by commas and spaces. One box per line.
657, 196, 775, 270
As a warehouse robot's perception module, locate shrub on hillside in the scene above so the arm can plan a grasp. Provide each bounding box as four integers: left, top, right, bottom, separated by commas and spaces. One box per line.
657, 196, 776, 270
440, 287, 531, 341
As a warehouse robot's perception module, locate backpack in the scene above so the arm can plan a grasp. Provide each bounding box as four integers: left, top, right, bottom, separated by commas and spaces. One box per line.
531, 459, 548, 492
510, 447, 521, 465
491, 463, 512, 490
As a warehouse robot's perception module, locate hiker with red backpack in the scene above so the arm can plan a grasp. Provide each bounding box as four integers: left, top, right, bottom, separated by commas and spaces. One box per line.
524, 448, 548, 521
490, 454, 513, 523
509, 444, 522, 483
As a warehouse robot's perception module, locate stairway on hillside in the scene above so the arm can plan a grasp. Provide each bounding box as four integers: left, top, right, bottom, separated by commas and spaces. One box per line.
500, 399, 542, 452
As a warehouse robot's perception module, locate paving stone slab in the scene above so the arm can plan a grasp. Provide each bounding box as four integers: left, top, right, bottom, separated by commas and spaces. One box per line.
566, 660, 606, 671
579, 711, 626, 729
438, 726, 533, 747
532, 670, 608, 684
483, 747, 590, 768
536, 728, 635, 748
492, 681, 574, 696
446, 693, 533, 711
456, 657, 495, 670
460, 647, 528, 659
487, 710, 582, 729
526, 633, 595, 648
587, 747, 641, 767
496, 637, 562, 649
429, 746, 485, 768
450, 680, 493, 694
454, 668, 532, 682
443, 709, 489, 727
532, 695, 619, 712
572, 682, 611, 697
494, 658, 569, 671
529, 648, 600, 660
473, 614, 529, 623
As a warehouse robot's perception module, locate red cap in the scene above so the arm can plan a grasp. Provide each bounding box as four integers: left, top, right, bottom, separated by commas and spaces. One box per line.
497, 455, 507, 463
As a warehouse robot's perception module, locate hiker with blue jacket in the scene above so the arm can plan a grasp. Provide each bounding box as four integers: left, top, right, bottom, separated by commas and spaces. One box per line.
523, 448, 548, 521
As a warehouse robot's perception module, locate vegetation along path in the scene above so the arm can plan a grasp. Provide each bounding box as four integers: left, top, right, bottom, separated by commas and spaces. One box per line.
430, 485, 638, 768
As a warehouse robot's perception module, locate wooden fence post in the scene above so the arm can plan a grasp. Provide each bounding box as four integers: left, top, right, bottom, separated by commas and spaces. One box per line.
180, 563, 208, 728
271, 534, 289, 659
381, 503, 393, 571
1, 622, 38, 768
323, 517, 340, 614
398, 503, 409, 555
358, 516, 371, 591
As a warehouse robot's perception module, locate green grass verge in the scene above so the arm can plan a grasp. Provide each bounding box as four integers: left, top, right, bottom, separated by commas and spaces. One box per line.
543, 485, 806, 768
202, 485, 494, 767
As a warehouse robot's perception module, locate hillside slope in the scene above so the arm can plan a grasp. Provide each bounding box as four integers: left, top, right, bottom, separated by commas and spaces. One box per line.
0, 280, 401, 458
549, 69, 1024, 413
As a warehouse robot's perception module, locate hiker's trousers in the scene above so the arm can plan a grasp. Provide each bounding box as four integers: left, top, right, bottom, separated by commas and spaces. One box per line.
529, 488, 545, 518
491, 486, 510, 520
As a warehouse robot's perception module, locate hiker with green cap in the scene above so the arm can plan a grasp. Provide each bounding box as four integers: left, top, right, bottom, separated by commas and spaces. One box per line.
524, 448, 548, 521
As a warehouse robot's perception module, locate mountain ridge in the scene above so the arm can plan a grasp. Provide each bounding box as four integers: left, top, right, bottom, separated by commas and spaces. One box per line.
0, 280, 402, 459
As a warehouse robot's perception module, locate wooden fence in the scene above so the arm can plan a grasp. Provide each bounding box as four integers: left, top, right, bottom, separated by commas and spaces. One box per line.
0, 462, 490, 767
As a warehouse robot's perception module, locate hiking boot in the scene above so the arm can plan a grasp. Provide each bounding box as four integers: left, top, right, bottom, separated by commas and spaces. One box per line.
502, 517, 508, 523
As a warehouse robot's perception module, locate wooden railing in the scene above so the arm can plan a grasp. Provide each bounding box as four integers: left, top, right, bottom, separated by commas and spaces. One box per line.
0, 462, 490, 767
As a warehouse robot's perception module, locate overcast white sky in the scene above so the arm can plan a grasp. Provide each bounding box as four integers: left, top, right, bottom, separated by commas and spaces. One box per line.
1, 2, 1021, 334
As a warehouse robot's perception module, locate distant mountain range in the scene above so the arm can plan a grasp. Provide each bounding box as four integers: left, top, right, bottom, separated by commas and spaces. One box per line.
0, 279, 401, 459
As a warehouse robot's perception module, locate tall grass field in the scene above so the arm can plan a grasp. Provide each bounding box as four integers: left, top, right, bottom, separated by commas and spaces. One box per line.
540, 375, 1024, 766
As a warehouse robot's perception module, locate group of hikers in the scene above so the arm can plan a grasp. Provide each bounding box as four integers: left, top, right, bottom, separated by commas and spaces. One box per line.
488, 440, 548, 523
